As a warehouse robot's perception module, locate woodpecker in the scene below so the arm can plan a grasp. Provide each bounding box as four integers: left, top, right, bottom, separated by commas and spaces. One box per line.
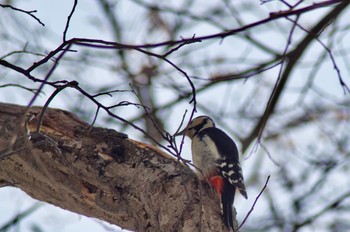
177, 116, 247, 230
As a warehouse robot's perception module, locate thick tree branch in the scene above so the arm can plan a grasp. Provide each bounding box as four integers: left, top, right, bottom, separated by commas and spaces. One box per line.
0, 102, 230, 232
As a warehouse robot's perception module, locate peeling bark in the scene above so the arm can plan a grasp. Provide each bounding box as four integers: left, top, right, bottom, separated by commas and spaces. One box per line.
0, 102, 233, 232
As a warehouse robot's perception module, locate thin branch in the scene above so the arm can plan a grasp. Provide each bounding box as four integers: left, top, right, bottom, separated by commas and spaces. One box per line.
0, 49, 47, 60
63, 0, 78, 42
107, 101, 144, 109
129, 0, 344, 48
17, 1, 344, 76
70, 84, 178, 157
36, 81, 79, 133
238, 175, 271, 230
88, 106, 100, 133
162, 34, 201, 57
0, 84, 39, 94
0, 4, 45, 26
0, 59, 41, 82
92, 89, 132, 98
286, 17, 350, 94
26, 44, 73, 109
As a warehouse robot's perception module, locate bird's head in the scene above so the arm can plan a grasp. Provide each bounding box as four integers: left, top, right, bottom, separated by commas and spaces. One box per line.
175, 116, 215, 139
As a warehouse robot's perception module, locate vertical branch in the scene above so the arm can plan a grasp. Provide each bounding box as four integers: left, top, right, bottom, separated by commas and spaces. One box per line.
63, 0, 78, 42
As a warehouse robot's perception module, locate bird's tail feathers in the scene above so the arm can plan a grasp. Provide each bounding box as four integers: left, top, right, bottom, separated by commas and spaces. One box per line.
221, 183, 235, 230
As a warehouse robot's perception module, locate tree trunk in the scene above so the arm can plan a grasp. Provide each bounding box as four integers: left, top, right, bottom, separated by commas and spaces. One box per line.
0, 102, 233, 232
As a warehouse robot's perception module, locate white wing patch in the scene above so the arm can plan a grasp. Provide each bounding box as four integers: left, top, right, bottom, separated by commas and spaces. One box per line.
216, 159, 248, 199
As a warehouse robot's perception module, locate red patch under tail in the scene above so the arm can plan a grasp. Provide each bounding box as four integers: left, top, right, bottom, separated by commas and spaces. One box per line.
208, 175, 224, 197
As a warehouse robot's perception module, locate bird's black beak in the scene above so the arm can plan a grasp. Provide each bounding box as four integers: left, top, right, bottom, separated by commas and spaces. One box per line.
174, 128, 187, 137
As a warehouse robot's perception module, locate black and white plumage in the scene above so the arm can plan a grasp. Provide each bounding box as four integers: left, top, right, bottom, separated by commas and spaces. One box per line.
177, 116, 247, 230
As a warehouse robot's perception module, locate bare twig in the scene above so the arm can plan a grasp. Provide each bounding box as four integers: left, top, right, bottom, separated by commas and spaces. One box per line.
13, 1, 343, 75
88, 106, 100, 133
36, 81, 79, 133
286, 17, 350, 94
0, 4, 45, 26
63, 0, 78, 42
0, 84, 38, 94
238, 175, 271, 230
0, 203, 43, 231
26, 43, 74, 110
162, 34, 202, 57
92, 89, 132, 98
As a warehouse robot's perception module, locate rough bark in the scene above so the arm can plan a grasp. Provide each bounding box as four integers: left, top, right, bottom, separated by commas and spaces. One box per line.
0, 102, 233, 232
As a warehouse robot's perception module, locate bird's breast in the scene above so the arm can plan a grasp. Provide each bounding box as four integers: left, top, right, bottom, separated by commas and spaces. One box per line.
191, 134, 220, 178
